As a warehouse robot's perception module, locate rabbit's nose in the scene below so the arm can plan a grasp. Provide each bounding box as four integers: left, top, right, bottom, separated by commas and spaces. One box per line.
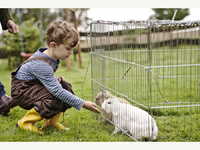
101, 109, 107, 114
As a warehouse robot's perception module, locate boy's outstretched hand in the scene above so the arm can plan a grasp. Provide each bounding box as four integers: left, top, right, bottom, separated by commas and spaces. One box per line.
83, 101, 101, 113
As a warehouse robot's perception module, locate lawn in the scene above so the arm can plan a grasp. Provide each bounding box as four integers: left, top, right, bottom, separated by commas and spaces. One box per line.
0, 53, 131, 142
1, 50, 200, 142
91, 46, 200, 141
91, 47, 200, 107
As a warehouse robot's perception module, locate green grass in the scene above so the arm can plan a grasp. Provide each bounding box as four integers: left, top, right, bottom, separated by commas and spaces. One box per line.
1, 49, 200, 141
91, 46, 200, 141
92, 47, 200, 106
0, 53, 131, 142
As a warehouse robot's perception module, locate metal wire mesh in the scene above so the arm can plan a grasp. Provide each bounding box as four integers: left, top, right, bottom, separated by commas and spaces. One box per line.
90, 20, 200, 141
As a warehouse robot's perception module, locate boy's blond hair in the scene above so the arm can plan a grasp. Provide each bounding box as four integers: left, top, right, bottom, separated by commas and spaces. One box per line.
46, 20, 79, 48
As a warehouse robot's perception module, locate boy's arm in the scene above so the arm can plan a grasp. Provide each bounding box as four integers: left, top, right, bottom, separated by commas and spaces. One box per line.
30, 61, 100, 113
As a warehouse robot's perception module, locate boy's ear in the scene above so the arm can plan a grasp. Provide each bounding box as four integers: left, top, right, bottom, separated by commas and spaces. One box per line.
49, 41, 57, 48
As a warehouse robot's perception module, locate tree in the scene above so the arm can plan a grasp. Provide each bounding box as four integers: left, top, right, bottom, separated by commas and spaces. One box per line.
11, 8, 59, 46
2, 8, 90, 70
60, 8, 90, 70
0, 18, 42, 69
151, 8, 190, 20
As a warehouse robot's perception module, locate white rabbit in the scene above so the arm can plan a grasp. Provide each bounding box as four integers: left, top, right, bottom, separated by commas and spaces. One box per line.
95, 90, 129, 106
96, 90, 129, 122
101, 98, 158, 140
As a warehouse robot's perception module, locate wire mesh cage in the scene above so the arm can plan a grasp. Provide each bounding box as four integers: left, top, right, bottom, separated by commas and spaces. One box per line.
90, 20, 200, 141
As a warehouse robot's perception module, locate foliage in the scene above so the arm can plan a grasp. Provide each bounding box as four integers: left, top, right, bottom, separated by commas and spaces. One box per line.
10, 8, 90, 33
0, 18, 42, 69
151, 8, 190, 20
9, 8, 90, 69
60, 8, 90, 31
20, 18, 43, 53
0, 18, 42, 53
11, 9, 58, 30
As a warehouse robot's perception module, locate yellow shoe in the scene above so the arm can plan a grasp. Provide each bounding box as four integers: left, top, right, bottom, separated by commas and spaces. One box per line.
44, 112, 69, 131
17, 108, 43, 134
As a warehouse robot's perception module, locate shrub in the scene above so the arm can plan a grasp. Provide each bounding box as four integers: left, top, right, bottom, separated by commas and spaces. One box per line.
0, 18, 42, 69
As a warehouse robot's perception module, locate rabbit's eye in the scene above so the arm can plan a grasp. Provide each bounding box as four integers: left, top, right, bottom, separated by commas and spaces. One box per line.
108, 102, 111, 104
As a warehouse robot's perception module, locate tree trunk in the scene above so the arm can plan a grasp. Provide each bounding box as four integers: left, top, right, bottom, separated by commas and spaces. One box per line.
66, 56, 72, 71
71, 9, 83, 68
63, 8, 83, 69
77, 43, 82, 68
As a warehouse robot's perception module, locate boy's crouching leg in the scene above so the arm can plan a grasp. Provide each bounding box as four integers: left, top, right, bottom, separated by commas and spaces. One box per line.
43, 112, 70, 131
17, 108, 44, 135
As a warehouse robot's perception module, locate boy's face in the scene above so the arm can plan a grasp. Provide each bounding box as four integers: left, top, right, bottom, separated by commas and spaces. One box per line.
51, 42, 73, 60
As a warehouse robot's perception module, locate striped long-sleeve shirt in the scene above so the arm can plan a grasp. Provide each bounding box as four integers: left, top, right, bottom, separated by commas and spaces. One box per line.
15, 48, 85, 110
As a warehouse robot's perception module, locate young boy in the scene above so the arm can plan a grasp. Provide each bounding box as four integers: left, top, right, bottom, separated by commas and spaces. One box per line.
1, 20, 100, 134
